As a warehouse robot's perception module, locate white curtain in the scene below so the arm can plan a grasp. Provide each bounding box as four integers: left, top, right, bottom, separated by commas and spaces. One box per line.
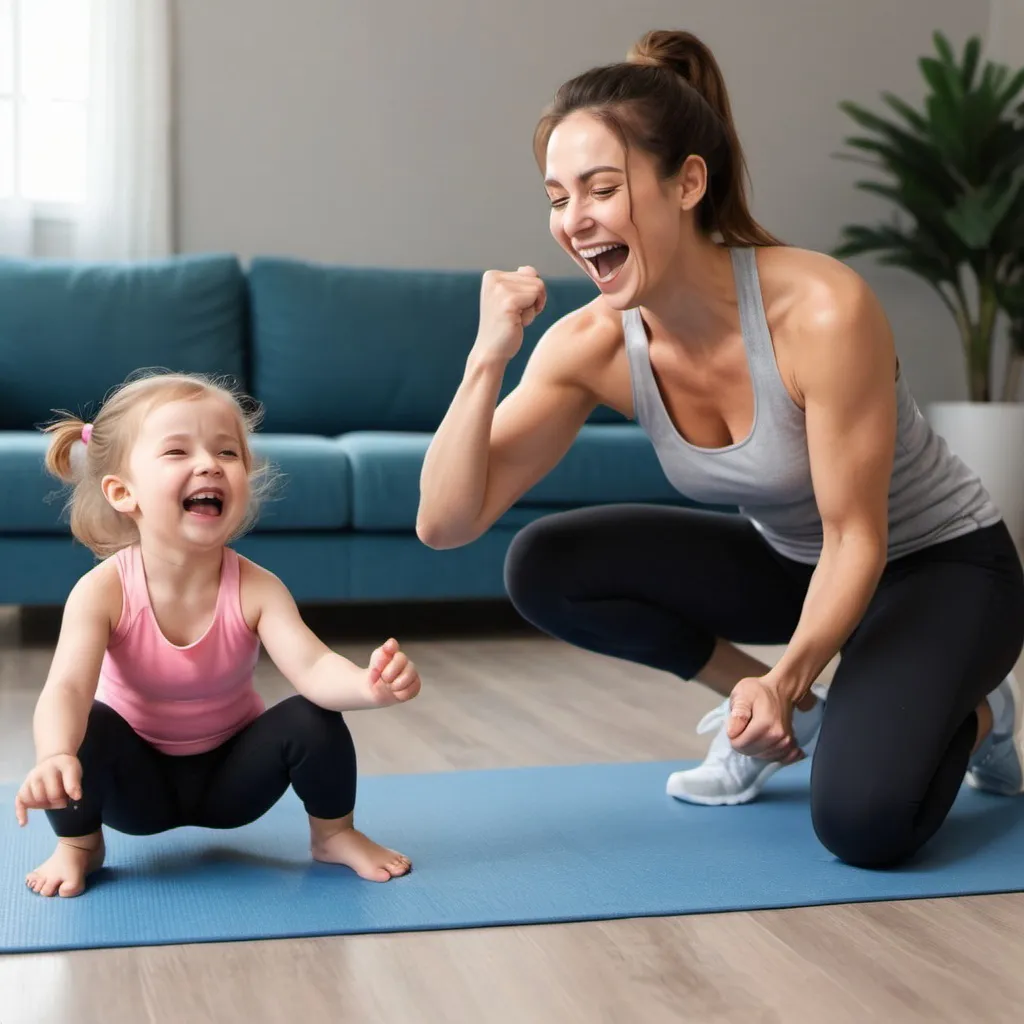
74, 0, 172, 260
0, 0, 172, 261
0, 198, 32, 256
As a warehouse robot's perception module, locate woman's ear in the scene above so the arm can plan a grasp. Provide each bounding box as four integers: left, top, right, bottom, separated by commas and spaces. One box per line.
677, 154, 708, 211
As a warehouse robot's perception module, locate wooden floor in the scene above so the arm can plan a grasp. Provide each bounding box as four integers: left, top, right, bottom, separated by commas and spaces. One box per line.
1, 604, 1022, 1024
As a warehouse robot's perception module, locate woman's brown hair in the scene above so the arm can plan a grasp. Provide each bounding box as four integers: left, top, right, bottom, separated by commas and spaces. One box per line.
534, 29, 781, 247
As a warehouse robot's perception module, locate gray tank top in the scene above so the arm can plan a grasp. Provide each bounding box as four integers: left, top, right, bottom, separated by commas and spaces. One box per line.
623, 246, 1001, 564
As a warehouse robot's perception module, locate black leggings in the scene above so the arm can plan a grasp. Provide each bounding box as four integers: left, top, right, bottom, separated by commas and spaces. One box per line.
46, 696, 357, 837
505, 506, 1024, 868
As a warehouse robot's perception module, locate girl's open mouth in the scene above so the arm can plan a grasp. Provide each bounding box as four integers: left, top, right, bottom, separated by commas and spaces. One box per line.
182, 493, 223, 517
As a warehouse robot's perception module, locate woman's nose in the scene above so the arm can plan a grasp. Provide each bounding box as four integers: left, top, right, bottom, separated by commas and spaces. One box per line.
561, 197, 594, 238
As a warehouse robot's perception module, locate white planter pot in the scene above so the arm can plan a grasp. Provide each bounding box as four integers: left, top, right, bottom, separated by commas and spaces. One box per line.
927, 401, 1024, 556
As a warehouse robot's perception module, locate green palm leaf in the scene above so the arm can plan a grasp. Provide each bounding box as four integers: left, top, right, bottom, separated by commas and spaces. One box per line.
839, 137, 960, 200
961, 36, 981, 89
944, 171, 1024, 248
880, 92, 928, 134
834, 31, 1024, 400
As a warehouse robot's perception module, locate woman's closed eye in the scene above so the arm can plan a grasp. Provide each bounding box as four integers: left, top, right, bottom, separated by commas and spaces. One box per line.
549, 187, 619, 209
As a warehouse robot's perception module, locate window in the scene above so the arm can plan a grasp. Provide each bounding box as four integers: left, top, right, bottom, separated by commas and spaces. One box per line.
0, 0, 91, 209
1, 0, 170, 260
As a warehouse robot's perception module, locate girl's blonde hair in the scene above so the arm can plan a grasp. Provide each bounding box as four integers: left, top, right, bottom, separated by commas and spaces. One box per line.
43, 369, 274, 558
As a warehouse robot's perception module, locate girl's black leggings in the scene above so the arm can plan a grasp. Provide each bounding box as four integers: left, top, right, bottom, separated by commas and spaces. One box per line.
504, 505, 1024, 868
46, 695, 357, 837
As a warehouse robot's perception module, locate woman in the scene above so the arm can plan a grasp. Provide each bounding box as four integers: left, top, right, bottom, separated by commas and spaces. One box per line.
417, 29, 1024, 868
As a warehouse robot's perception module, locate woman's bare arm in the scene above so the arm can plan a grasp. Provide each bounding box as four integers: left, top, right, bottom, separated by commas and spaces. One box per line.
766, 268, 896, 698
417, 304, 615, 549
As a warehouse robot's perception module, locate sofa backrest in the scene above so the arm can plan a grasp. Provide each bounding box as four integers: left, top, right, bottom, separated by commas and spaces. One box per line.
0, 253, 626, 437
247, 257, 625, 434
0, 255, 247, 430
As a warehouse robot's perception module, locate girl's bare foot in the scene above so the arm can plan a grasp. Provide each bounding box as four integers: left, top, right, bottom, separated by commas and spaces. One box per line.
309, 815, 410, 882
26, 832, 105, 898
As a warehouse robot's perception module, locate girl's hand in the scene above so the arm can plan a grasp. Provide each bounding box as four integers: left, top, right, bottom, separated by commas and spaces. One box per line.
725, 677, 804, 765
366, 638, 422, 707
15, 754, 82, 826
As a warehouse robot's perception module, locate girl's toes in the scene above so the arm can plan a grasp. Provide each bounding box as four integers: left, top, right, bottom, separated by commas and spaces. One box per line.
58, 878, 84, 897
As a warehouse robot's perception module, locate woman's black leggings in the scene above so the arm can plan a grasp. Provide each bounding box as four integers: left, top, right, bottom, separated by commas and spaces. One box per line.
504, 505, 1024, 868
46, 695, 357, 837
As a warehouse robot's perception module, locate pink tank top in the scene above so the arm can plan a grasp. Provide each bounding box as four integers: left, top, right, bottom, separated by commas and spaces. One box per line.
95, 545, 264, 756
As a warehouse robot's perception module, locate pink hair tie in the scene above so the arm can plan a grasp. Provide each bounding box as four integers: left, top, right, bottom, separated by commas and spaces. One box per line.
81, 423, 93, 445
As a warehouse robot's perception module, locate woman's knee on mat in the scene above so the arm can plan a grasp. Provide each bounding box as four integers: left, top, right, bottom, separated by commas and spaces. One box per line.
810, 786, 920, 868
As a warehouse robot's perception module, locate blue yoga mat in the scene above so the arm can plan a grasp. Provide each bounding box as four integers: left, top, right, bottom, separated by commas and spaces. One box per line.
3, 760, 1024, 954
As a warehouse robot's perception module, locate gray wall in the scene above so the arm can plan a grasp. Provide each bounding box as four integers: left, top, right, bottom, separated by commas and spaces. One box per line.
173, 0, 992, 404
989, 0, 1024, 65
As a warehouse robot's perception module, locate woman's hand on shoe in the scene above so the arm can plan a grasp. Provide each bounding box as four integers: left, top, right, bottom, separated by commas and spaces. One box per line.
366, 638, 422, 706
14, 754, 83, 826
725, 677, 803, 764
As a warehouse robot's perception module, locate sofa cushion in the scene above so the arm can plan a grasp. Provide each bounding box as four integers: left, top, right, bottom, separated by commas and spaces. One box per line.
336, 425, 686, 531
248, 257, 625, 435
0, 432, 352, 534
0, 254, 247, 430
0, 432, 68, 532
250, 434, 352, 530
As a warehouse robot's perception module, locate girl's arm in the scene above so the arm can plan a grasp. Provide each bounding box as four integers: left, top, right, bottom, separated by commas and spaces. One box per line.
15, 563, 118, 824
33, 564, 118, 761
244, 561, 420, 712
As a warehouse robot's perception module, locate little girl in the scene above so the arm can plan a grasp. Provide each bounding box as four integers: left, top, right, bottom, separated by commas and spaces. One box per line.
15, 370, 420, 898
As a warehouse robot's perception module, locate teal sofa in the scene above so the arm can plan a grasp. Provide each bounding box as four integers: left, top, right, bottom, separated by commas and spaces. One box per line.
0, 253, 701, 608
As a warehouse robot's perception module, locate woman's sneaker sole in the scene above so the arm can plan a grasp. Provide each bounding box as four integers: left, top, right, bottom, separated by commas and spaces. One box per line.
666, 760, 784, 806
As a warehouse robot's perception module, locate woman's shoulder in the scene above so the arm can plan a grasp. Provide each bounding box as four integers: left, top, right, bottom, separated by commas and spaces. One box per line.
533, 294, 625, 371
550, 292, 624, 342
756, 245, 885, 339
521, 294, 630, 411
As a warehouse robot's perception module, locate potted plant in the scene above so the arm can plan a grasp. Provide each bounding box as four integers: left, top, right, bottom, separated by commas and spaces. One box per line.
1001, 262, 1024, 400
833, 31, 1024, 550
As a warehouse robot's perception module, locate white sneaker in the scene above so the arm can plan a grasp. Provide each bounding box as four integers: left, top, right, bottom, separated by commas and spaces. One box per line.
666, 691, 825, 806
966, 673, 1023, 796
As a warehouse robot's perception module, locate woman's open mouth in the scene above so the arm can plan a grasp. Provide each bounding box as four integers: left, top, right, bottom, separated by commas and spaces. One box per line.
577, 243, 630, 285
